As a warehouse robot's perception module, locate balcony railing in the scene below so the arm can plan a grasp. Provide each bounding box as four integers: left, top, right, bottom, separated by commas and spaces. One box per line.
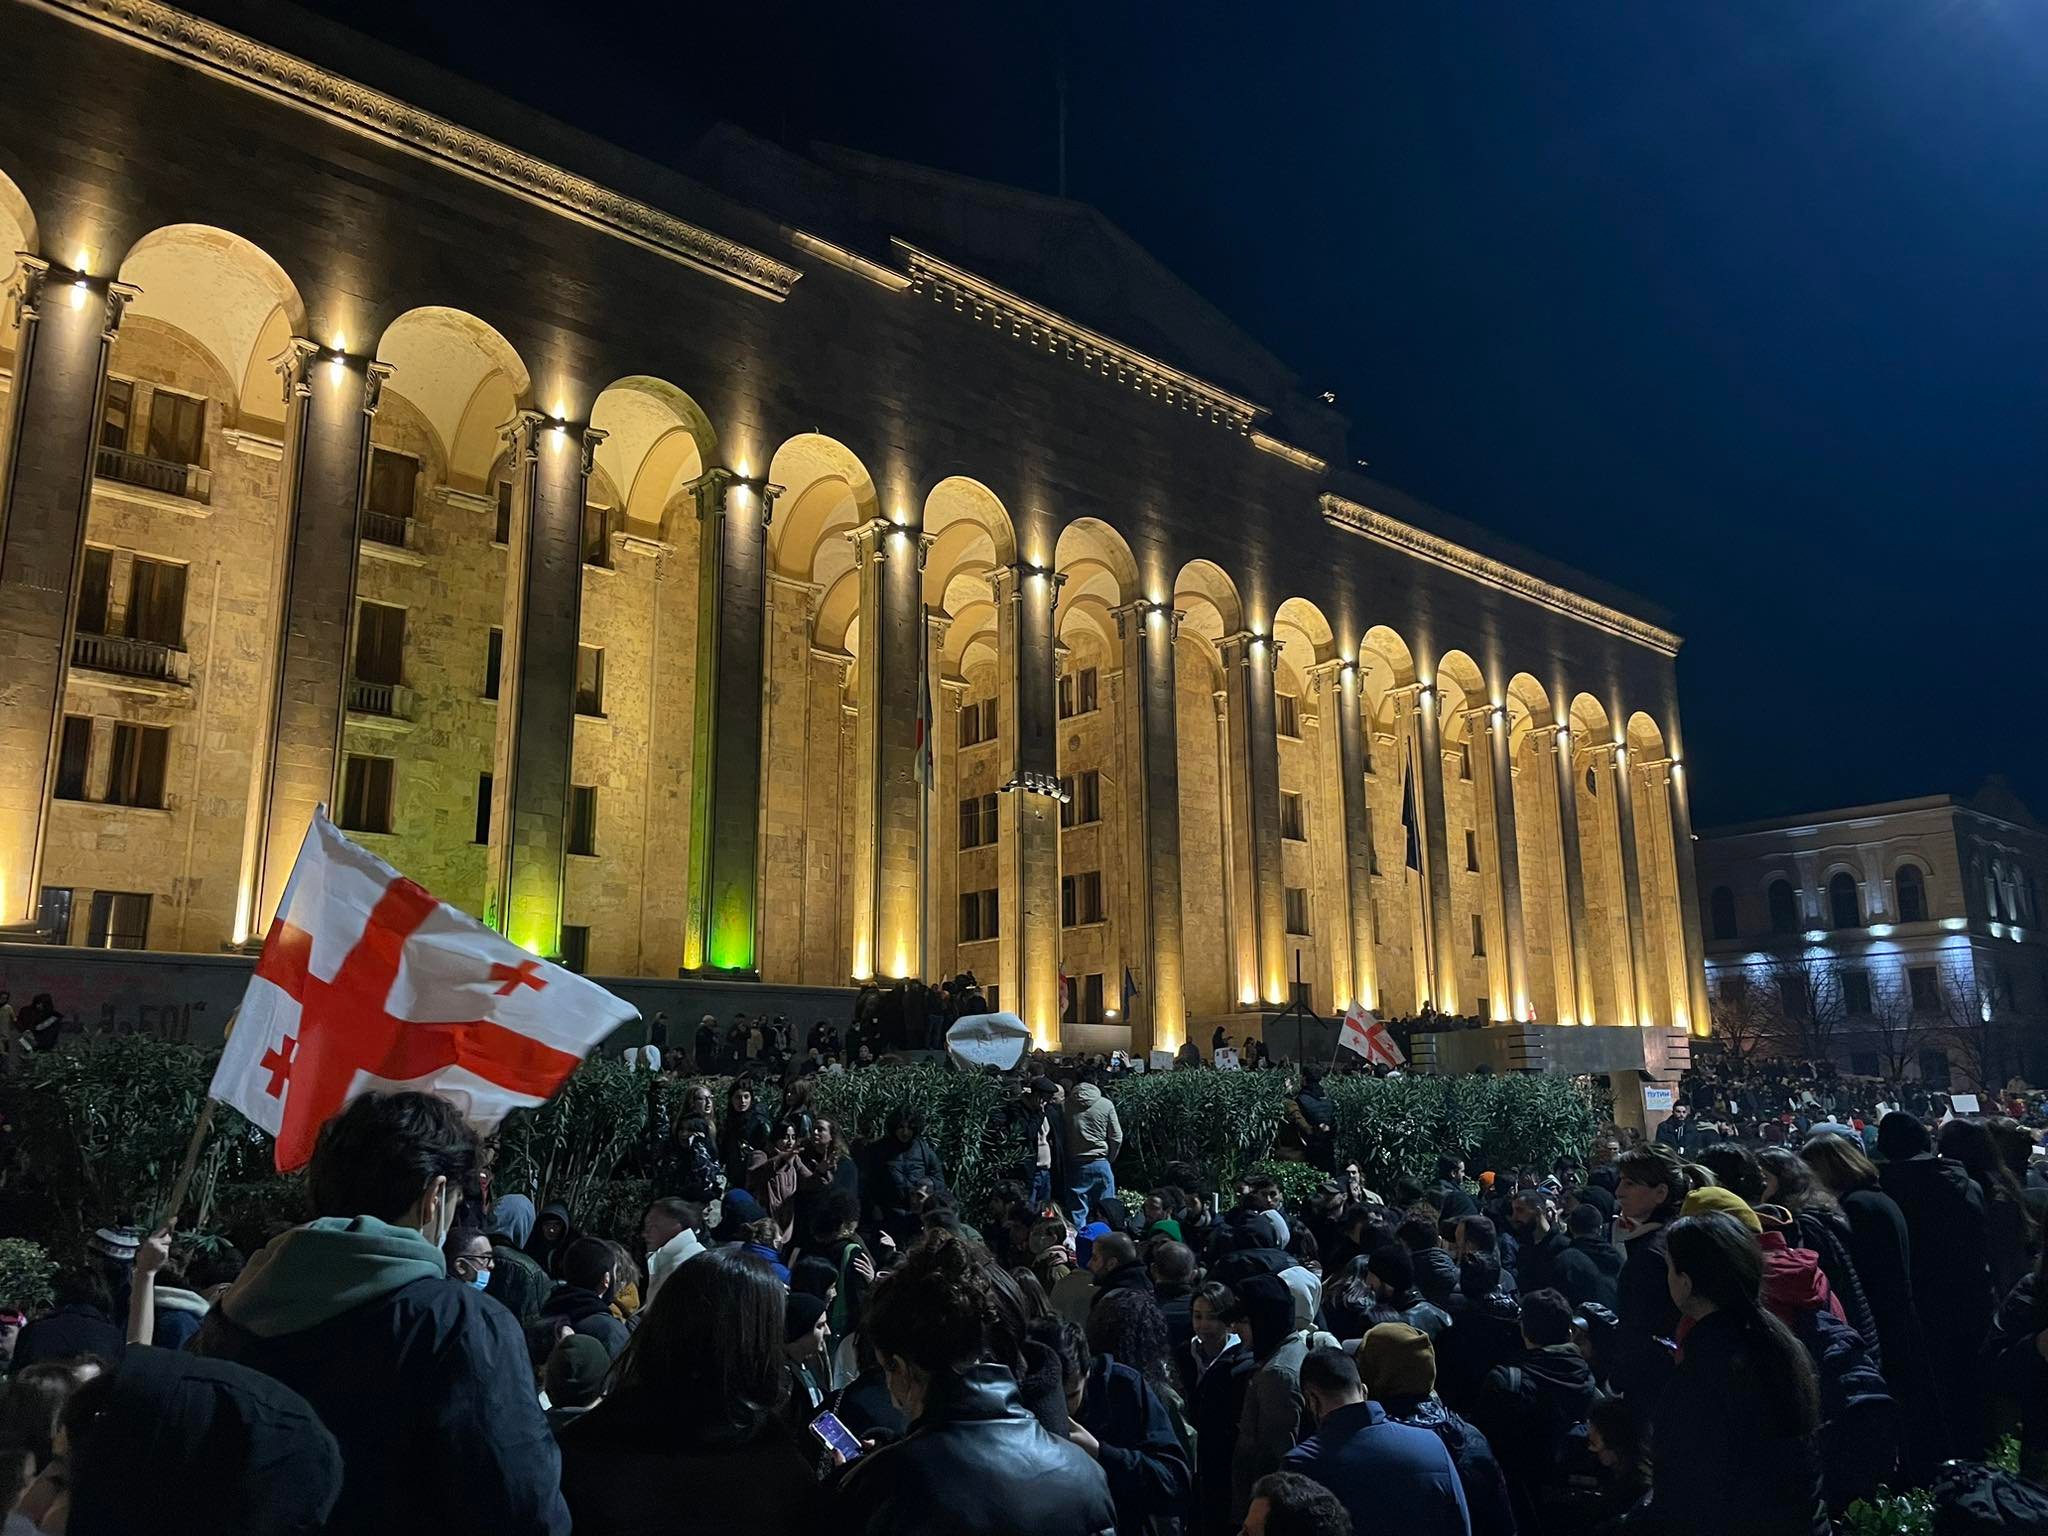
362, 510, 413, 550
71, 630, 190, 684
348, 678, 414, 720
96, 446, 209, 502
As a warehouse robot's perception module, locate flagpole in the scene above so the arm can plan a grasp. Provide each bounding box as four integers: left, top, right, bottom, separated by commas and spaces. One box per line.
159, 1097, 218, 1229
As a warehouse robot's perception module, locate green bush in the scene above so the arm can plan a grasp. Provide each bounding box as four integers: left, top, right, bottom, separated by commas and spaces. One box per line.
0, 1239, 56, 1312
1107, 1069, 1296, 1191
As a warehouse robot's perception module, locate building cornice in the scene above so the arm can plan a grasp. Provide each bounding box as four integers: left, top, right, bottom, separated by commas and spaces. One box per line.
1249, 430, 1326, 473
31, 0, 802, 301
891, 238, 1266, 433
1319, 492, 1682, 657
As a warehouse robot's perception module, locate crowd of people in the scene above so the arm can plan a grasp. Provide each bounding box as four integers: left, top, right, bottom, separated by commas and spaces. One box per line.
2, 1050, 2048, 1535
1663, 1055, 2048, 1154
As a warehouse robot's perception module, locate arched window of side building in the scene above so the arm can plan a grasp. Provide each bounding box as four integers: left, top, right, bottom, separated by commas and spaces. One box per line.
1709, 885, 1737, 941
1829, 871, 1862, 930
1896, 863, 1926, 924
1767, 878, 1799, 936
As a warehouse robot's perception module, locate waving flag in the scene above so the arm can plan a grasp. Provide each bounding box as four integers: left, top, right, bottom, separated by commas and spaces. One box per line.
1338, 1003, 1405, 1069
212, 809, 637, 1170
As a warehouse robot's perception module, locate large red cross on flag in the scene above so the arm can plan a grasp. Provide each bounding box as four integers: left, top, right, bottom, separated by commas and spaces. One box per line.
1338, 1003, 1405, 1069
212, 810, 637, 1171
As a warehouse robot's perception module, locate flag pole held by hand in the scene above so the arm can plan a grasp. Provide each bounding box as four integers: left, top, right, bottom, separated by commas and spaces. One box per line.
160, 1096, 218, 1229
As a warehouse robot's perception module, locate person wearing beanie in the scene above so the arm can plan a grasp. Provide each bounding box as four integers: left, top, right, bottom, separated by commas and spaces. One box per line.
784, 1292, 831, 1413
1289, 1346, 1468, 1536
1681, 1184, 1763, 1235
1229, 1271, 1340, 1522
1363, 1245, 1450, 1339
1356, 1323, 1517, 1536
544, 1335, 611, 1434
1052, 1222, 1110, 1324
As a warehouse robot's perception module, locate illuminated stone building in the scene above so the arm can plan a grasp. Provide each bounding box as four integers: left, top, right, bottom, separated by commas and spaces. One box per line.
0, 0, 1709, 1057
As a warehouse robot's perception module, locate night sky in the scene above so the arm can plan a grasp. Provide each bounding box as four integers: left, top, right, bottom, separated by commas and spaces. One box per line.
297, 0, 2048, 828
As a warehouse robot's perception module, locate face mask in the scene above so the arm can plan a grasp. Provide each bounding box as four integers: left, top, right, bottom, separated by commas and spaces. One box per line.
423, 1188, 458, 1249
469, 1270, 491, 1292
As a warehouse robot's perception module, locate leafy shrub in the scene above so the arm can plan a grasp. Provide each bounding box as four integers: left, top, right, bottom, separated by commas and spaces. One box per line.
1240, 1159, 1335, 1209
1840, 1488, 1933, 1536
0, 1239, 56, 1312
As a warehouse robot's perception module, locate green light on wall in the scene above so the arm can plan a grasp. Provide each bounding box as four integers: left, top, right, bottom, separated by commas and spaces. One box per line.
708, 892, 753, 972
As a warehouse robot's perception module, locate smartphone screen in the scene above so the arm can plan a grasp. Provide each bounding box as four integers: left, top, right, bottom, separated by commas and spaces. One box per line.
810, 1410, 863, 1461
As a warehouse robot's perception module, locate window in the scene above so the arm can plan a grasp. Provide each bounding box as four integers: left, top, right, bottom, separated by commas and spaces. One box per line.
340, 754, 395, 834
1828, 872, 1862, 930
493, 479, 512, 544
960, 793, 997, 849
146, 388, 205, 465
1779, 970, 1809, 1019
1062, 871, 1104, 927
100, 378, 134, 451
484, 628, 503, 700
76, 548, 113, 635
1060, 770, 1101, 829
1281, 792, 1306, 841
1459, 741, 1474, 781
569, 785, 598, 856
1709, 885, 1738, 941
957, 698, 998, 748
1767, 879, 1799, 936
86, 890, 151, 950
353, 602, 405, 686
1285, 886, 1311, 936
1064, 972, 1105, 1025
1842, 969, 1873, 1016
1276, 694, 1300, 739
55, 716, 92, 801
1720, 973, 1751, 1007
1908, 965, 1940, 1013
1850, 1052, 1881, 1079
575, 646, 605, 717
474, 773, 492, 846
37, 887, 74, 944
582, 503, 612, 567
1058, 667, 1098, 719
1471, 912, 1486, 957
104, 723, 168, 809
560, 925, 590, 975
1896, 865, 1927, 924
125, 557, 186, 646
364, 449, 418, 546
960, 889, 999, 942
1465, 829, 1480, 872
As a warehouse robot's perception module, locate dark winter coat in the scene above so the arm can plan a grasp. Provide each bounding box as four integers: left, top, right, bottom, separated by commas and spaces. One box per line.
559, 1385, 818, 1536
1611, 1223, 1678, 1411
1790, 1304, 1897, 1511
1366, 1288, 1451, 1340
1986, 1271, 2048, 1482
1078, 1352, 1192, 1535
1833, 1177, 1942, 1475
1189, 1340, 1250, 1536
540, 1283, 629, 1359
1552, 1236, 1623, 1313
865, 1135, 947, 1239
1436, 1288, 1523, 1412
12, 1302, 125, 1368
1283, 1399, 1469, 1536
1091, 1260, 1156, 1312
832, 1363, 1116, 1536
1881, 1152, 1995, 1457
1414, 1245, 1461, 1310
1380, 1393, 1519, 1536
1790, 1206, 1879, 1370
1476, 1342, 1599, 1509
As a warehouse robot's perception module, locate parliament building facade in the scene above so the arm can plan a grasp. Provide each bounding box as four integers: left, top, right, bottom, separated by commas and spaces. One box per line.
0, 0, 1709, 1054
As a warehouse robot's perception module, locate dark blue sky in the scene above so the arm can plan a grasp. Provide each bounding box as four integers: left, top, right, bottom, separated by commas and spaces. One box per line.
307, 1, 2048, 827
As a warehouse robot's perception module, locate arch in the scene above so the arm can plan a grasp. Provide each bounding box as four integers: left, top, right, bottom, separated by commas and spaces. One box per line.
924, 476, 1018, 603
1767, 877, 1800, 936
1828, 870, 1862, 930
1709, 885, 1737, 941
1054, 516, 1139, 652
0, 166, 35, 311
1172, 558, 1243, 644
1503, 673, 1556, 742
767, 433, 878, 584
1357, 625, 1417, 728
116, 225, 307, 422
589, 377, 715, 541
374, 307, 532, 487
1272, 597, 1337, 667
1895, 861, 1928, 925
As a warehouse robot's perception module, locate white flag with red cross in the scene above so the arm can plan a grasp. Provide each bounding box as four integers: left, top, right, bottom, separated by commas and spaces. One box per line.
1338, 1003, 1405, 1069
212, 809, 637, 1171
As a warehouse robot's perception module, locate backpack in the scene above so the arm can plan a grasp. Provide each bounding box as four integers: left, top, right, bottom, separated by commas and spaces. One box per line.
1929, 1463, 2048, 1535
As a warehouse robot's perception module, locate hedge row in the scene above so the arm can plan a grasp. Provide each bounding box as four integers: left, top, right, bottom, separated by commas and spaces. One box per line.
0, 1039, 1597, 1260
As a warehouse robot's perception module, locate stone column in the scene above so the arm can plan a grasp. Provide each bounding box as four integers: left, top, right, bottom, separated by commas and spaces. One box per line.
1219, 631, 1286, 1007
1310, 660, 1378, 1011
1483, 703, 1531, 1021
1115, 599, 1185, 1054
236, 339, 389, 941
846, 519, 928, 983
487, 412, 603, 960
993, 563, 1062, 1043
1666, 759, 1712, 1036
1414, 682, 1459, 1012
923, 609, 953, 982
682, 467, 779, 975
0, 262, 135, 926
1549, 724, 1596, 1024
1605, 741, 1654, 1026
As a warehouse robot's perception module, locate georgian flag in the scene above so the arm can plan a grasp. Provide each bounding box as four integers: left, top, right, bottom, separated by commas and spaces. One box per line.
1338, 1003, 1405, 1069
212, 810, 637, 1170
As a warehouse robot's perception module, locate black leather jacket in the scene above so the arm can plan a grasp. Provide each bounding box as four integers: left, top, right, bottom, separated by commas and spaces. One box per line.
832, 1363, 1116, 1536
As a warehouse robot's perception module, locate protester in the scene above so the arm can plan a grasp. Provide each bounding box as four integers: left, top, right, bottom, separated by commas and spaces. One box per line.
541, 1334, 609, 1433
194, 1091, 568, 1534
719, 1080, 772, 1186
541, 1237, 630, 1359
1362, 1245, 1451, 1338
445, 1226, 495, 1293
1067, 1073, 1125, 1227
1473, 1287, 1597, 1527
1289, 1346, 1468, 1536
1231, 1271, 1341, 1521
1610, 1144, 1688, 1412
12, 1270, 122, 1369
1939, 1115, 2038, 1299
1756, 1146, 1877, 1359
749, 1117, 818, 1248
1434, 1252, 1521, 1412
558, 1247, 816, 1534
641, 1196, 704, 1304
1290, 1068, 1338, 1173
1027, 1078, 1073, 1216
831, 1232, 1116, 1535
1241, 1470, 1354, 1536
1049, 1315, 1192, 1535
523, 1203, 575, 1280
865, 1107, 947, 1250
1644, 1213, 1827, 1536
1356, 1322, 1516, 1536
484, 1194, 550, 1320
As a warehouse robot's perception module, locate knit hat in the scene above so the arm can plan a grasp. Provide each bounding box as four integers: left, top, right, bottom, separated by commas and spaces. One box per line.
785, 1292, 829, 1344
1146, 1217, 1184, 1244
1074, 1221, 1112, 1267
544, 1334, 610, 1408
1357, 1322, 1436, 1400
1682, 1185, 1762, 1235
720, 1189, 767, 1227
89, 1226, 140, 1264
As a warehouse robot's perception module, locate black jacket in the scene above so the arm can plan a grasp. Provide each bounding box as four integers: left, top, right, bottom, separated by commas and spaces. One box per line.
1552, 1236, 1623, 1313
1985, 1271, 2048, 1482
540, 1284, 629, 1358
832, 1363, 1116, 1536
865, 1136, 947, 1235
1611, 1224, 1678, 1410
1790, 1206, 1879, 1370
1189, 1342, 1252, 1536
1379, 1393, 1519, 1536
1646, 1311, 1828, 1536
1367, 1288, 1452, 1340
1079, 1353, 1192, 1535
1880, 1152, 1994, 1456
1437, 1288, 1524, 1412
1091, 1260, 1156, 1312
1476, 1343, 1598, 1502
560, 1385, 819, 1536
196, 1273, 567, 1535
12, 1302, 125, 1369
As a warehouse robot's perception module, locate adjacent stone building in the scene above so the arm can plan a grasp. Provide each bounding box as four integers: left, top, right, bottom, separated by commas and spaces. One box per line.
1696, 784, 2048, 1085
0, 0, 1710, 1054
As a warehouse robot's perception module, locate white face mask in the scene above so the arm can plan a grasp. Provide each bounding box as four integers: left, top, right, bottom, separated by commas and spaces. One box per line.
422, 1187, 458, 1249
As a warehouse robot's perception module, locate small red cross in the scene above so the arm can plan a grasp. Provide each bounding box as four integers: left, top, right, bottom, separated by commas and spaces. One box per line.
489, 959, 546, 997
260, 1034, 297, 1098
252, 876, 580, 1170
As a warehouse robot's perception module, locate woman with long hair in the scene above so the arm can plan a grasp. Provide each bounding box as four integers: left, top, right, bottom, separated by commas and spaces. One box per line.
1940, 1116, 2038, 1297
719, 1079, 771, 1187
558, 1248, 816, 1534
1985, 1219, 2048, 1481
1757, 1145, 1878, 1362
1647, 1214, 1827, 1536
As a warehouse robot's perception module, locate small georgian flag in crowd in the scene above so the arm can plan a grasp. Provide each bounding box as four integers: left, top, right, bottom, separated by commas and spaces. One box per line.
211, 809, 637, 1171
1338, 1003, 1405, 1068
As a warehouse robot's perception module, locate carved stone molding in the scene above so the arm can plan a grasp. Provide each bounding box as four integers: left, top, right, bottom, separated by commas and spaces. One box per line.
1320, 493, 1682, 657
1249, 430, 1327, 473
33, 0, 801, 300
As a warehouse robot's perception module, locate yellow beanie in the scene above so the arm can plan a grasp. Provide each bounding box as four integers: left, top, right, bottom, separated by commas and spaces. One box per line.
1682, 1185, 1762, 1234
